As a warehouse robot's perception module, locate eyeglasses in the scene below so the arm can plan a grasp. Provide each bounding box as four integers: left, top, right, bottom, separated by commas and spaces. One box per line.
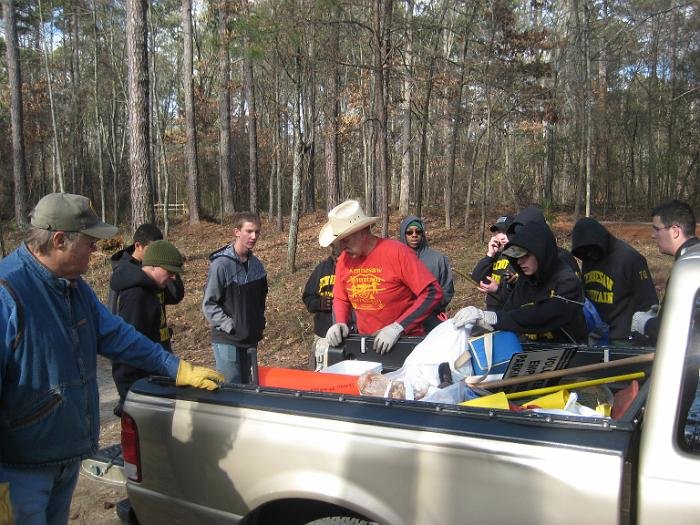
405, 229, 423, 236
652, 224, 674, 232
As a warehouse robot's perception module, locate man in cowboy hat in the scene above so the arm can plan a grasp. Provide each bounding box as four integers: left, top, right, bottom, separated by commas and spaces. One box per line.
320, 200, 443, 354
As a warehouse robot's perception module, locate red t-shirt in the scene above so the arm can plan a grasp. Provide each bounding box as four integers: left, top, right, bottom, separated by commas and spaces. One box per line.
333, 238, 442, 336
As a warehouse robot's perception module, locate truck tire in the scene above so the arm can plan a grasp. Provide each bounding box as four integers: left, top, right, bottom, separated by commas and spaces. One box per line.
304, 518, 377, 525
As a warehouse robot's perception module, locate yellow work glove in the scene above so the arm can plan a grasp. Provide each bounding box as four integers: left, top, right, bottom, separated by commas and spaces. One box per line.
175, 361, 224, 390
0, 482, 13, 524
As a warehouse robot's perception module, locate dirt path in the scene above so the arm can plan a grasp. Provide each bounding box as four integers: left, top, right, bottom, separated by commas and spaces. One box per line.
69, 357, 125, 524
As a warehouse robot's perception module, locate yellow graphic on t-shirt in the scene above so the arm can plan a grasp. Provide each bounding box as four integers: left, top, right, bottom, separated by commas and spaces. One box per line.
584, 270, 614, 304
347, 268, 386, 311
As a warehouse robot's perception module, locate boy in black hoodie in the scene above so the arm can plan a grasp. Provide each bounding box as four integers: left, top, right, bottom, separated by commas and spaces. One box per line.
571, 217, 658, 341
110, 240, 185, 414
454, 221, 588, 343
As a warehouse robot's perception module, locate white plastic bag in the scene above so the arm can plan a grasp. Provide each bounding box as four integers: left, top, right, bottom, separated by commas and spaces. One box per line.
382, 321, 473, 400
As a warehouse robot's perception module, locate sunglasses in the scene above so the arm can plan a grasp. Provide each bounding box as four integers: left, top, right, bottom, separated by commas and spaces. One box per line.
405, 229, 423, 236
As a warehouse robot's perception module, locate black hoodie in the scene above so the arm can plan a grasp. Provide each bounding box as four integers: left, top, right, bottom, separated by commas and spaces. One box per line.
507, 205, 581, 277
571, 218, 658, 340
109, 259, 178, 403
494, 221, 588, 343
108, 245, 184, 313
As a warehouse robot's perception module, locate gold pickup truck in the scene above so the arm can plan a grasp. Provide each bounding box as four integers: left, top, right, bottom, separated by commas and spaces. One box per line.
115, 244, 700, 525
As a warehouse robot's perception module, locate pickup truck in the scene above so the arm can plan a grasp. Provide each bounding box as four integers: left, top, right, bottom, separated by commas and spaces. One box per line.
116, 243, 700, 524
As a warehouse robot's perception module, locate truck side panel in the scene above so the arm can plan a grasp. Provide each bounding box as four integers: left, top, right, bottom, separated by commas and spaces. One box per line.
126, 391, 629, 525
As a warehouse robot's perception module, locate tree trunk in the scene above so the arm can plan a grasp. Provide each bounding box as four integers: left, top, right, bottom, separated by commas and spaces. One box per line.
3, 0, 28, 226
398, 0, 413, 217
182, 0, 200, 224
92, 0, 106, 220
287, 52, 303, 272
324, 5, 341, 210
218, 2, 234, 216
242, 0, 259, 213
126, 0, 154, 230
38, 0, 64, 193
372, 0, 393, 236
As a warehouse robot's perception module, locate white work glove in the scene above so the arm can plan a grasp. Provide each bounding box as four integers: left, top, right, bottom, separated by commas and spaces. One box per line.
452, 306, 498, 331
326, 323, 349, 347
373, 322, 404, 354
631, 306, 659, 336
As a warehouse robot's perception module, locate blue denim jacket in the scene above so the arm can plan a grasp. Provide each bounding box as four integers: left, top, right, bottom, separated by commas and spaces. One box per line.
0, 244, 180, 467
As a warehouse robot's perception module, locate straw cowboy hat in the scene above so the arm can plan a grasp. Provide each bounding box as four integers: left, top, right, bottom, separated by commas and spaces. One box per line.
319, 200, 380, 247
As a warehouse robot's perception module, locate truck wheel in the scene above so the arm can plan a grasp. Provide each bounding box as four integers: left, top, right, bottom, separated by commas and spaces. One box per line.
305, 518, 377, 525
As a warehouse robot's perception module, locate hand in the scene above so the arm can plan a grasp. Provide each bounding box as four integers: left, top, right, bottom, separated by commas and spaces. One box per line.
477, 275, 499, 294
486, 236, 502, 258
631, 308, 658, 336
320, 296, 333, 311
452, 306, 498, 331
373, 322, 404, 354
176, 361, 224, 390
326, 323, 349, 347
0, 482, 11, 524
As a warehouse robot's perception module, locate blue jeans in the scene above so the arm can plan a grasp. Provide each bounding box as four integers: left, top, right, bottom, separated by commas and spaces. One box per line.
213, 343, 242, 383
0, 460, 80, 525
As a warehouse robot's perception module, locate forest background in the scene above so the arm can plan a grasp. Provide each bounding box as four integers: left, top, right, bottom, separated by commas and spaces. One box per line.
1, 2, 697, 521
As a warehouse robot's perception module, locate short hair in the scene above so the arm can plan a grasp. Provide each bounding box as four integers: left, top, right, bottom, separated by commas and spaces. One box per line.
25, 228, 81, 256
652, 200, 696, 237
233, 211, 261, 230
133, 223, 163, 246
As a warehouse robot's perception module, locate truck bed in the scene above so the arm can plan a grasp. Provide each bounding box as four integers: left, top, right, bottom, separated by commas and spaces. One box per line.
124, 345, 652, 525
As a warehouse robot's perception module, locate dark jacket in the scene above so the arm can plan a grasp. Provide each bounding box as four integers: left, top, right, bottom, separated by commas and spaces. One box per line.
644, 236, 699, 341
572, 218, 658, 340
302, 256, 336, 337
108, 245, 184, 314
495, 221, 588, 343
109, 245, 184, 404
398, 215, 454, 310
202, 245, 268, 347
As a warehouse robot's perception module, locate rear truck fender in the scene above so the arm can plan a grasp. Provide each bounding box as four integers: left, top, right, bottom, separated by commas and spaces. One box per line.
244, 471, 401, 525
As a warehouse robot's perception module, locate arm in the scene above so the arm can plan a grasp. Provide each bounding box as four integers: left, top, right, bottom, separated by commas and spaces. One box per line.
471, 255, 496, 283
631, 257, 659, 310
92, 287, 180, 377
163, 274, 185, 305
437, 254, 455, 308
332, 258, 352, 325
201, 260, 235, 334
302, 263, 324, 314
395, 251, 443, 332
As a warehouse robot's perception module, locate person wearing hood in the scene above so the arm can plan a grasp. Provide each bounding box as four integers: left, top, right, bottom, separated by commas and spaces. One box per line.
471, 215, 518, 309
202, 212, 268, 383
453, 221, 588, 343
631, 199, 698, 342
571, 217, 658, 341
107, 223, 184, 314
110, 240, 187, 412
398, 215, 454, 330
507, 205, 581, 277
321, 200, 442, 354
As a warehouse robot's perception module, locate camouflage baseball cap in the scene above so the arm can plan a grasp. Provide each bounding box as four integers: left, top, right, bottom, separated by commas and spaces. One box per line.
31, 193, 118, 239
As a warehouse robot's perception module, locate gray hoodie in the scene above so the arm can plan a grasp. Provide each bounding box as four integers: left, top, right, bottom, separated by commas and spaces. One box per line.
399, 215, 454, 309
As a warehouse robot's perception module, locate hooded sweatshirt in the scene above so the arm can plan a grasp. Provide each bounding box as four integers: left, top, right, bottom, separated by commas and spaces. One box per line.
108, 244, 184, 314
202, 244, 268, 347
571, 218, 658, 340
398, 215, 454, 310
507, 206, 581, 277
494, 221, 588, 343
